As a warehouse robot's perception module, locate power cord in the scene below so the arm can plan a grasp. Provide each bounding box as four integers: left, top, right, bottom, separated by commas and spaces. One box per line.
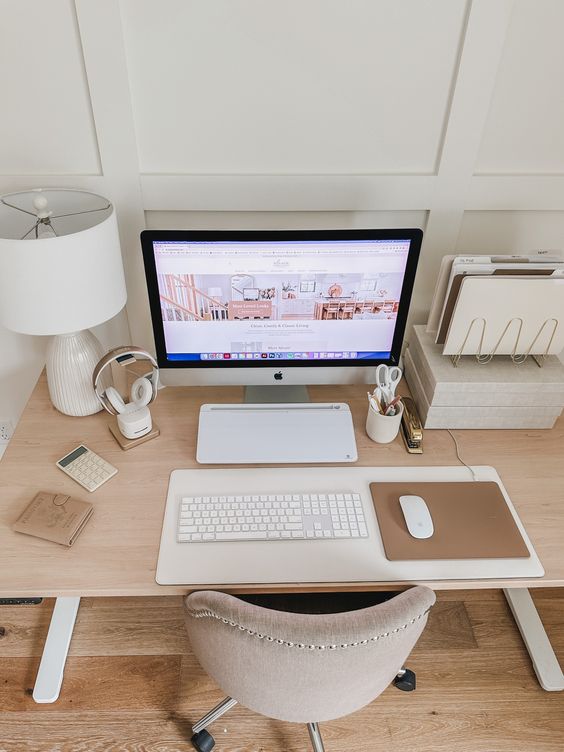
446, 429, 477, 482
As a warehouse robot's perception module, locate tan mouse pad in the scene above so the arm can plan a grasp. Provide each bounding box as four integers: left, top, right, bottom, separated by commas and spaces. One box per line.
370, 482, 530, 560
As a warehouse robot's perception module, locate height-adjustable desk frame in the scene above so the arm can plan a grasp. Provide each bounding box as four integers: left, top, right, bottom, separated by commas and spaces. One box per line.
0, 373, 562, 700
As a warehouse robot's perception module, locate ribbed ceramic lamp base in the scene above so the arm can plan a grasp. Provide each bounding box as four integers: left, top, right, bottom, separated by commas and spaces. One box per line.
46, 331, 105, 416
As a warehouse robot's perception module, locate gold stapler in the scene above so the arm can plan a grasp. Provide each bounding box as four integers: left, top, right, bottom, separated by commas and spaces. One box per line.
400, 396, 423, 454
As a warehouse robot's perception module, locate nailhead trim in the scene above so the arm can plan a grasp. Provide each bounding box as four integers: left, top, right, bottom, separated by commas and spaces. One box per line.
186, 607, 430, 650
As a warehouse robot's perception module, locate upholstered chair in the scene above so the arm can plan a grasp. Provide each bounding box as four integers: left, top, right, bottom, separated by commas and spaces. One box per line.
184, 585, 435, 751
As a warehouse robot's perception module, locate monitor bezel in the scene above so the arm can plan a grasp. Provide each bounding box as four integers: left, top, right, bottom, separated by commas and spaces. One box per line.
141, 228, 422, 369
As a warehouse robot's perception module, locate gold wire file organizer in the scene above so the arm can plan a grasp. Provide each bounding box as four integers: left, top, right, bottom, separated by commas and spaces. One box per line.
450, 317, 560, 367
441, 276, 564, 368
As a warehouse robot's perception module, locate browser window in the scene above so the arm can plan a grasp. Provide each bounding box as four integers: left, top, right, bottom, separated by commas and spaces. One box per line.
153, 239, 411, 362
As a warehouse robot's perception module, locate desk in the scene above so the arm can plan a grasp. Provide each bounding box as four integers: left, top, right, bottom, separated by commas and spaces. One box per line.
1, 372, 563, 697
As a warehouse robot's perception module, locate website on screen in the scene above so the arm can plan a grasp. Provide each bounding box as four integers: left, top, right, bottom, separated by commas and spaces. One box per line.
153, 239, 411, 361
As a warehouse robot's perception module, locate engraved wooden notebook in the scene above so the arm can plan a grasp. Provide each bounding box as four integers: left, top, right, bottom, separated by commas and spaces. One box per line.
370, 482, 530, 560
13, 491, 93, 547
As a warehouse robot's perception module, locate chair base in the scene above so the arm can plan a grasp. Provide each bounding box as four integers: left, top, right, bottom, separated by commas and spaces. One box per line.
190, 697, 326, 752
190, 669, 416, 750
307, 722, 326, 752
393, 667, 417, 692
191, 729, 215, 752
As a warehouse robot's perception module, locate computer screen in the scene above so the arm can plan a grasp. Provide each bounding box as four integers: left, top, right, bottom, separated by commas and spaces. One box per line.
141, 229, 422, 380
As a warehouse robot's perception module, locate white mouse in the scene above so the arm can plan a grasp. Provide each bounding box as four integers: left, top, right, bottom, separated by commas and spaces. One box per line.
399, 495, 434, 539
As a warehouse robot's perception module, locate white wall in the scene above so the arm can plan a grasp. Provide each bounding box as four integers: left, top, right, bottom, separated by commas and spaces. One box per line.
2, 0, 564, 429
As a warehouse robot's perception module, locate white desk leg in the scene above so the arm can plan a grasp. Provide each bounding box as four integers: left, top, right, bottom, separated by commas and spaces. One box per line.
504, 588, 564, 692
33, 596, 80, 703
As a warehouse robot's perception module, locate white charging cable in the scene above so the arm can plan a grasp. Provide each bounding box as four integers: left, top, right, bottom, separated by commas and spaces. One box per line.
447, 429, 477, 482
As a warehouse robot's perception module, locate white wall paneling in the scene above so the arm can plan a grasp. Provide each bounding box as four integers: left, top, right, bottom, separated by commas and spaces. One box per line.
140, 175, 438, 212
457, 211, 564, 253
476, 0, 564, 175
468, 176, 564, 210
74, 0, 147, 349
4, 0, 564, 429
0, 331, 48, 426
0, 0, 101, 175
412, 0, 514, 323
120, 0, 468, 175
144, 211, 429, 232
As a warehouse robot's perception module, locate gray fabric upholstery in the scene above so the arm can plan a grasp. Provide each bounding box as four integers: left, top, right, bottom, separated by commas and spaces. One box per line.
184, 586, 435, 723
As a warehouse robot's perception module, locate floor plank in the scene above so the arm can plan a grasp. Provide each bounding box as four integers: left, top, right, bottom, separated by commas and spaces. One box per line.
0, 597, 188, 657
0, 589, 563, 752
1, 656, 181, 712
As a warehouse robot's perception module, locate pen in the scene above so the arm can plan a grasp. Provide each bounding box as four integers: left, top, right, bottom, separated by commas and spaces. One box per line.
384, 395, 402, 416
367, 390, 385, 415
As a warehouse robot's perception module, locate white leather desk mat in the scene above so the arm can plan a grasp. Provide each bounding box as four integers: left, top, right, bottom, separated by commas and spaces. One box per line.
156, 465, 544, 586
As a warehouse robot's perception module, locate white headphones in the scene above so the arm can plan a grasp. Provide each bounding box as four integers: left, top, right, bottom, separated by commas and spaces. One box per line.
93, 347, 159, 439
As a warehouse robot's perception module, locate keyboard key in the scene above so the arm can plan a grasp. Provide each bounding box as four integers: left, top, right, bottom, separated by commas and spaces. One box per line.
216, 531, 267, 540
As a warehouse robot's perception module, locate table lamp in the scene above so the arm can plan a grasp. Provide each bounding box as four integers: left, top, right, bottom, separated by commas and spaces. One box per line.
0, 188, 127, 416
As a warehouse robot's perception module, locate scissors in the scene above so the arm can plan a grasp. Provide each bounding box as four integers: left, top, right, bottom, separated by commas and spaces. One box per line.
374, 364, 402, 403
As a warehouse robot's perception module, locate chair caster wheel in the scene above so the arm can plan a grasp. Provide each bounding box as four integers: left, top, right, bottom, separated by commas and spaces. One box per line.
394, 668, 416, 691
191, 729, 215, 751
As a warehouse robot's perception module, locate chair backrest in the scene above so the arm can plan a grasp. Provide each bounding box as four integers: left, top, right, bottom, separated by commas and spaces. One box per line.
184, 586, 435, 723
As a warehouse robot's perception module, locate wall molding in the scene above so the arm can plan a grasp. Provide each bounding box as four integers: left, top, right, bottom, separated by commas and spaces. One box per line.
11, 0, 564, 350
4, 171, 564, 214
75, 0, 148, 348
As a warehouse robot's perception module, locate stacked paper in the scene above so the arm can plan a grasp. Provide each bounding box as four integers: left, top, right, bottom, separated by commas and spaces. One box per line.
404, 325, 564, 429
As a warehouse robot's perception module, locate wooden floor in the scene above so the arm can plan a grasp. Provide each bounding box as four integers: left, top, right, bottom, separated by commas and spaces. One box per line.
0, 589, 563, 752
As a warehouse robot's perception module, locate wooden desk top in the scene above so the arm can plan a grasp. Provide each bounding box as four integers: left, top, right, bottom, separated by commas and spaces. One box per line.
1, 372, 563, 597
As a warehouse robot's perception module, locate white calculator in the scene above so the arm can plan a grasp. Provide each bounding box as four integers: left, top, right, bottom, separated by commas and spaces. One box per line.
56, 445, 118, 492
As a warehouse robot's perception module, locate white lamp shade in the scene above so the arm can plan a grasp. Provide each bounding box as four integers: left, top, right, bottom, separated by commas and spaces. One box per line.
0, 195, 127, 335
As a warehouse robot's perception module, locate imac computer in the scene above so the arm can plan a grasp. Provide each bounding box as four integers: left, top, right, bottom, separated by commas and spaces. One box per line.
141, 228, 422, 403
142, 229, 422, 463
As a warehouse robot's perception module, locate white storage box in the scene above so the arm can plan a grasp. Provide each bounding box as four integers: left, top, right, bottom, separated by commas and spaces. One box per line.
404, 326, 564, 429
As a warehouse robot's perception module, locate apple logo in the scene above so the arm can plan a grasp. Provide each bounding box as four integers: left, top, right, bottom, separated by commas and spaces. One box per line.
274, 371, 283, 381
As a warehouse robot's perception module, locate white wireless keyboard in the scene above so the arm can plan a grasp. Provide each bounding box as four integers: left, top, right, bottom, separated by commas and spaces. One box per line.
177, 492, 368, 543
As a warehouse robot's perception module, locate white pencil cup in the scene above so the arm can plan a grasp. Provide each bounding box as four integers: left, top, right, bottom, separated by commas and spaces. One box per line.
365, 400, 404, 444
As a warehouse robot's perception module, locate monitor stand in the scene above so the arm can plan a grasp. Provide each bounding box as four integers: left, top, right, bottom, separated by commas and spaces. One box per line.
244, 385, 309, 403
